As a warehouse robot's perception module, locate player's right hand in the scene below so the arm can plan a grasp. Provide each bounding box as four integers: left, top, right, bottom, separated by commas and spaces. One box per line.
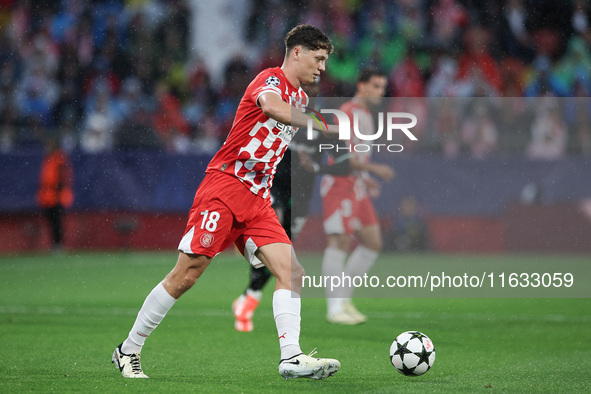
372, 164, 395, 182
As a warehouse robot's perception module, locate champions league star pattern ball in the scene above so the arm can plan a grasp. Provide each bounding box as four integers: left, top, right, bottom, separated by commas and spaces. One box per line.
390, 331, 435, 376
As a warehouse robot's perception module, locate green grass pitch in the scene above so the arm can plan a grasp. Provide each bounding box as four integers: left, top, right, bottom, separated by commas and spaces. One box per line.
1, 251, 590, 393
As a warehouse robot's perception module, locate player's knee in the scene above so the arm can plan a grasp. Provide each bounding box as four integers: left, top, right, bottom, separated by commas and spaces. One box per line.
288, 264, 305, 293
372, 238, 383, 252
167, 268, 199, 295
328, 234, 349, 251
175, 278, 195, 295
276, 263, 304, 281
166, 254, 210, 297
274, 262, 305, 290
361, 234, 383, 252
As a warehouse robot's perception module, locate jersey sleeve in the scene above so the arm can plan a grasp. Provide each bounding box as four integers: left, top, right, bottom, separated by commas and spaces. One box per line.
250, 70, 285, 108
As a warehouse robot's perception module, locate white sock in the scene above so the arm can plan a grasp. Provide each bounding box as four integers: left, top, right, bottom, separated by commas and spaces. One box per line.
273, 289, 302, 360
342, 245, 379, 299
322, 247, 348, 316
121, 282, 177, 354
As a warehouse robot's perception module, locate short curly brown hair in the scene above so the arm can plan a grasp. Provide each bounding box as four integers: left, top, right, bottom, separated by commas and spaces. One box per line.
284, 24, 334, 55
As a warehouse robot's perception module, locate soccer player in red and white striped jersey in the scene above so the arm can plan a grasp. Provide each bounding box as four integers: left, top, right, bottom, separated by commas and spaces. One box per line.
320, 67, 395, 325
112, 25, 341, 381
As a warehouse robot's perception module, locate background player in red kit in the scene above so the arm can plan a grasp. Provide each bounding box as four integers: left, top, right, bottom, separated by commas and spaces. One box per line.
112, 25, 340, 380
320, 67, 395, 325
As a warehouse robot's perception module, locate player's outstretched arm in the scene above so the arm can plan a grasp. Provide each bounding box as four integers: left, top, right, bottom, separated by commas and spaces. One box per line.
259, 92, 339, 136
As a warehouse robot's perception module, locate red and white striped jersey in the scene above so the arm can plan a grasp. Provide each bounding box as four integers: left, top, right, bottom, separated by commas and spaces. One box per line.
320, 99, 376, 204
206, 67, 308, 199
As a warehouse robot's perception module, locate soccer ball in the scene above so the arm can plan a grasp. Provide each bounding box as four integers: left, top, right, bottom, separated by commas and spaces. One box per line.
390, 331, 435, 376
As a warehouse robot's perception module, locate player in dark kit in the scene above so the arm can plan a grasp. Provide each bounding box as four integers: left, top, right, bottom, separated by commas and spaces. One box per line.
112, 25, 341, 381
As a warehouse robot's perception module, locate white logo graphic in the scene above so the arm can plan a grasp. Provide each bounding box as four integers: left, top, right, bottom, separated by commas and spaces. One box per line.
306, 109, 418, 153
265, 76, 280, 86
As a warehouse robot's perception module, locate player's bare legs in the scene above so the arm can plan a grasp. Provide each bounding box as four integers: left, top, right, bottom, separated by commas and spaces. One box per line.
257, 242, 340, 379
326, 233, 351, 252
355, 224, 382, 253
113, 252, 211, 378
162, 252, 212, 298
256, 242, 304, 292
233, 205, 284, 332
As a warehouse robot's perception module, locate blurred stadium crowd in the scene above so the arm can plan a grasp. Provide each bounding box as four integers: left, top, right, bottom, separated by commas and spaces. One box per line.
1, 0, 591, 158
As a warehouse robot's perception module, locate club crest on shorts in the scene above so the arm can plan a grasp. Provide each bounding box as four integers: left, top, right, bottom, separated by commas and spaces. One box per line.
200, 232, 214, 248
